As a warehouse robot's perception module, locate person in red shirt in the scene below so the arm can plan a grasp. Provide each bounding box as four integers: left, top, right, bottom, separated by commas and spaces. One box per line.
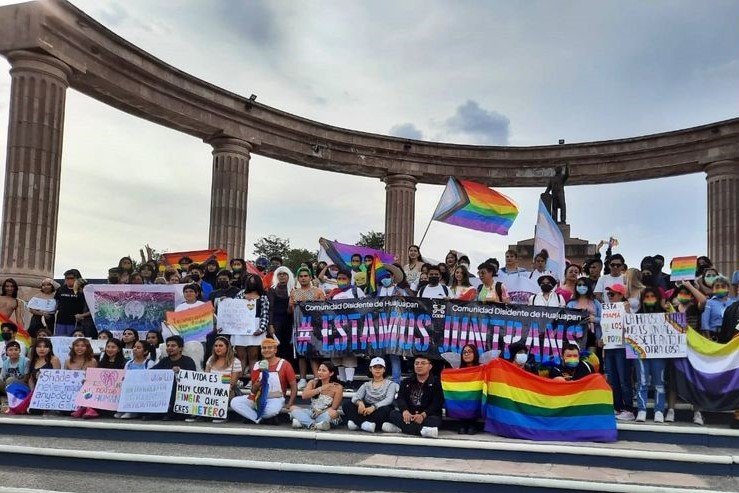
230, 337, 297, 424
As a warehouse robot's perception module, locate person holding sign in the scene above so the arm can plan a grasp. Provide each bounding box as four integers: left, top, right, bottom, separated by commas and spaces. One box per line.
175, 284, 205, 312
289, 361, 343, 430
116, 341, 156, 419
634, 288, 668, 423
205, 336, 243, 422
601, 285, 635, 421
234, 274, 271, 379
231, 337, 296, 424
10, 339, 61, 415
149, 335, 196, 421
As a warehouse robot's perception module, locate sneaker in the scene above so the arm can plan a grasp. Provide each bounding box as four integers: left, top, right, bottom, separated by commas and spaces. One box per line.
297, 378, 307, 391
292, 418, 303, 429
212, 419, 227, 424
654, 411, 664, 423
314, 420, 331, 431
420, 426, 438, 438
113, 412, 123, 419
347, 420, 358, 431
382, 422, 402, 433
120, 413, 135, 419
635, 410, 647, 422
71, 407, 85, 419
82, 408, 99, 419
665, 408, 675, 422
185, 417, 197, 423
616, 411, 635, 422
361, 421, 376, 433
693, 411, 704, 426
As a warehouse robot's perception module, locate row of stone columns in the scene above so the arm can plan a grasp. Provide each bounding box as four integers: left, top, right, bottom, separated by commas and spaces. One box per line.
0, 50, 736, 285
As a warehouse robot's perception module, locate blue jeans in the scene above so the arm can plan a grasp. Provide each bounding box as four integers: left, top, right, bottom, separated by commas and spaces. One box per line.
635, 359, 666, 413
54, 323, 77, 336
604, 348, 633, 412
387, 355, 402, 384
290, 407, 340, 428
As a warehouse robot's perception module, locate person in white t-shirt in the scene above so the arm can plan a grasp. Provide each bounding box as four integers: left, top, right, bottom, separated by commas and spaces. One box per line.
417, 265, 449, 299
175, 283, 205, 312
499, 250, 529, 279
328, 270, 364, 387
529, 275, 566, 307
594, 254, 627, 302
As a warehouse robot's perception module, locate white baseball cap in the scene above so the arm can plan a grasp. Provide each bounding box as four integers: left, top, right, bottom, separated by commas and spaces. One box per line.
369, 357, 386, 368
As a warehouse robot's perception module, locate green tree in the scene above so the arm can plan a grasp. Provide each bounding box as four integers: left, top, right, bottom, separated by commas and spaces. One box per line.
253, 235, 291, 260
284, 248, 317, 272
357, 231, 385, 250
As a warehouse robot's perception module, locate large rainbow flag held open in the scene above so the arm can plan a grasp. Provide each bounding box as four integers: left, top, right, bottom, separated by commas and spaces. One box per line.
432, 177, 519, 235
442, 359, 617, 442
673, 328, 739, 411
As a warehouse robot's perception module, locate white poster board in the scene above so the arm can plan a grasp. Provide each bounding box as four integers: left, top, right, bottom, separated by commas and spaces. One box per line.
29, 369, 85, 411
117, 370, 175, 413
173, 370, 230, 418
601, 303, 627, 349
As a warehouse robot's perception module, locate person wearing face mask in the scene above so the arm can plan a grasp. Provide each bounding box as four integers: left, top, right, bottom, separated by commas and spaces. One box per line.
230, 258, 248, 287
550, 343, 595, 381
209, 270, 241, 304
567, 279, 603, 357
289, 266, 325, 389
375, 264, 411, 384
319, 264, 341, 295
701, 276, 736, 340
696, 267, 720, 297
202, 259, 220, 288
507, 341, 536, 374
634, 287, 668, 423
328, 269, 364, 388
186, 264, 213, 300
529, 275, 566, 307
0, 322, 27, 360
417, 266, 450, 299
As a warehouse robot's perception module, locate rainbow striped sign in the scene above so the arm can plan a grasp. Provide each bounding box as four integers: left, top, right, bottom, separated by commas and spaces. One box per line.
670, 256, 697, 281
165, 302, 214, 343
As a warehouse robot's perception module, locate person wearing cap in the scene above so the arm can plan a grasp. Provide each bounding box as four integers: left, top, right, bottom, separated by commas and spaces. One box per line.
594, 254, 626, 302
290, 266, 326, 390
342, 357, 398, 433
230, 337, 297, 424
327, 269, 364, 389
383, 355, 444, 438
600, 282, 635, 421
529, 274, 566, 307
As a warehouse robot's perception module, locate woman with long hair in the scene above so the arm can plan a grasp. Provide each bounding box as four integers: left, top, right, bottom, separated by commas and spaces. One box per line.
269, 266, 296, 368
624, 268, 646, 312
403, 245, 424, 291
121, 328, 139, 350
289, 361, 344, 430
9, 338, 61, 415
566, 278, 603, 356
65, 338, 97, 371
450, 265, 477, 301
27, 278, 57, 337
456, 344, 481, 434
557, 264, 581, 303
234, 274, 271, 378
205, 336, 243, 423
634, 288, 668, 424
116, 340, 156, 419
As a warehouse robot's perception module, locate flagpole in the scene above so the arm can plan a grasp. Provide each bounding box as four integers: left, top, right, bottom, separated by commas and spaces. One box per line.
418, 218, 434, 248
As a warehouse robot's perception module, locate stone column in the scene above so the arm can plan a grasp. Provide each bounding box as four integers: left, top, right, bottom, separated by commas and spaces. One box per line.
705, 160, 739, 276
208, 137, 251, 259
383, 174, 417, 258
0, 51, 72, 286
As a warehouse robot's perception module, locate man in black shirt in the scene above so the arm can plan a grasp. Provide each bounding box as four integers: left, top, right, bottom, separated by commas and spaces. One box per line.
54, 269, 88, 336
149, 335, 197, 420
383, 355, 444, 438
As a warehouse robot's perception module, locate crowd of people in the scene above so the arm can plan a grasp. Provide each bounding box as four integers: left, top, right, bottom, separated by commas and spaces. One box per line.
0, 242, 737, 434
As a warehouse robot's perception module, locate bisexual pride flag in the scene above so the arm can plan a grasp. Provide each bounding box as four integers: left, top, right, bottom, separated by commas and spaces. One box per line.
432, 178, 518, 235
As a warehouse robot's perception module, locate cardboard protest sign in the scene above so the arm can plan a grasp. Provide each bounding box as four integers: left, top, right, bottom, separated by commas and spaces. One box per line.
601, 303, 627, 349
75, 368, 125, 410
83, 284, 184, 333
670, 256, 697, 282
624, 312, 688, 359
216, 298, 253, 335
117, 370, 175, 413
173, 370, 230, 418
165, 302, 214, 343
30, 369, 85, 411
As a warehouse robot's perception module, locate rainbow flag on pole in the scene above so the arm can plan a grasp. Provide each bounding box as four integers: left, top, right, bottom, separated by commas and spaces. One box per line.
432, 178, 518, 235
442, 359, 617, 442
165, 302, 214, 343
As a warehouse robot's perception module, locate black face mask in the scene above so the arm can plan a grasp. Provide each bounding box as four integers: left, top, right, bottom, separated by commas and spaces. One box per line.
1, 332, 11, 341
216, 281, 230, 290
191, 274, 201, 282
540, 283, 554, 293
428, 276, 440, 286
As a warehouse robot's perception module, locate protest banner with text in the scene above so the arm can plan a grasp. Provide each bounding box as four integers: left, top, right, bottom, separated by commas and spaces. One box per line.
75, 368, 125, 410
296, 297, 587, 363
601, 303, 627, 349
30, 369, 85, 411
624, 312, 688, 359
117, 370, 175, 413
173, 370, 230, 418
216, 298, 253, 335
83, 284, 185, 333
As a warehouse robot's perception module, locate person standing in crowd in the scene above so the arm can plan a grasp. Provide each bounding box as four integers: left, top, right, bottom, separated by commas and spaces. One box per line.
634, 287, 668, 423
457, 256, 481, 289
695, 267, 719, 297
0, 279, 22, 330
0, 323, 27, 360
477, 262, 509, 303
529, 250, 554, 282
652, 255, 672, 290
209, 270, 240, 304
204, 336, 243, 423
624, 268, 646, 312
557, 264, 581, 303
290, 361, 344, 430
328, 269, 363, 388
229, 258, 247, 287
585, 257, 604, 288
444, 251, 459, 273
234, 274, 271, 378
731, 269, 739, 298
202, 259, 220, 289
175, 284, 204, 312
187, 264, 213, 300
418, 265, 450, 299
318, 264, 340, 295
232, 337, 295, 424
384, 355, 444, 438
567, 278, 602, 356
374, 264, 409, 384
54, 269, 88, 336
121, 328, 139, 351
529, 275, 566, 307
701, 275, 736, 340
117, 257, 134, 276
149, 335, 197, 421
343, 357, 398, 433
450, 265, 477, 301
269, 266, 296, 375
139, 262, 157, 285
507, 341, 536, 374
290, 266, 326, 389
594, 254, 626, 302
27, 279, 57, 337
403, 245, 424, 292
456, 344, 481, 434
129, 272, 144, 285
601, 283, 634, 421
499, 250, 529, 279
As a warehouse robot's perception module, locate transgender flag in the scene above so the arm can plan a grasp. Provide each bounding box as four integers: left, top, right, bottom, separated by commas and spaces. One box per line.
432, 178, 518, 235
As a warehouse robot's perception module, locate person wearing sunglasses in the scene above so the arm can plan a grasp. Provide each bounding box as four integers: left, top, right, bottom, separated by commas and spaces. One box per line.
594, 254, 626, 303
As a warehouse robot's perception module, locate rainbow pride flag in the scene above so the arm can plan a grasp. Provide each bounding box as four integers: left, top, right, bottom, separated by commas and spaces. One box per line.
160, 249, 228, 272
670, 256, 697, 281
442, 359, 616, 442
368, 255, 391, 293
165, 302, 214, 343
432, 178, 518, 235
319, 238, 395, 268
673, 328, 739, 411
0, 313, 30, 348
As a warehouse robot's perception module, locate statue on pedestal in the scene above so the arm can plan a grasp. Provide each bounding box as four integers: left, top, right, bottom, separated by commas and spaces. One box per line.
542, 164, 569, 223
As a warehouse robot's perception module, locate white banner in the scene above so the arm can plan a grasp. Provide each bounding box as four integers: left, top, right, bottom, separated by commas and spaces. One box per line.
624, 312, 688, 359
30, 369, 85, 411
601, 303, 627, 349
117, 370, 175, 413
217, 298, 254, 335
173, 370, 230, 418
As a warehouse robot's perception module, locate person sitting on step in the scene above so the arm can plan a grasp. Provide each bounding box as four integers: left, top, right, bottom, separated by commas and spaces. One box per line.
342, 357, 398, 433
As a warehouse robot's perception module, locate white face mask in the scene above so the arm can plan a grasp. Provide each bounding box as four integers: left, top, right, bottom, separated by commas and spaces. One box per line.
515, 353, 528, 365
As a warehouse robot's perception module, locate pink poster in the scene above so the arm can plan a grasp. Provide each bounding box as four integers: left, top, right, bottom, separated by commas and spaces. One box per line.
75, 368, 125, 411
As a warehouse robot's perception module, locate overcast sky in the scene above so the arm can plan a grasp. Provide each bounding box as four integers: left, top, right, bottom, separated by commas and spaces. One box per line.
0, 0, 738, 277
